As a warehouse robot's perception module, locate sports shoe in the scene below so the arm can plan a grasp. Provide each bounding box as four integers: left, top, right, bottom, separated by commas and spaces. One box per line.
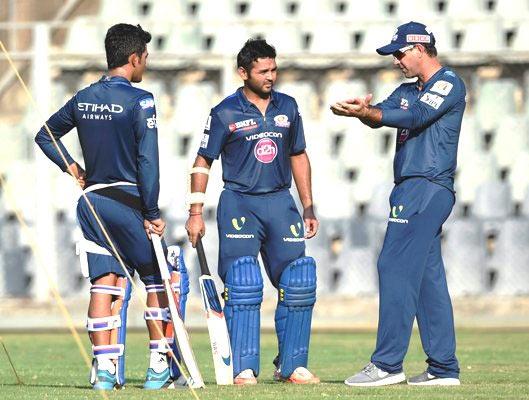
407, 371, 460, 386
274, 366, 320, 384
143, 367, 172, 390
344, 362, 406, 387
93, 369, 117, 390
234, 369, 257, 385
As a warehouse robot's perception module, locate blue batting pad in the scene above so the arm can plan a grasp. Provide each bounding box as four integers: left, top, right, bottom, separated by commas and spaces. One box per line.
275, 257, 317, 378
223, 256, 263, 377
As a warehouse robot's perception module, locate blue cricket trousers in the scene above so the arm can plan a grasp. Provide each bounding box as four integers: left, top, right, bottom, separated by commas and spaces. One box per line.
371, 177, 459, 378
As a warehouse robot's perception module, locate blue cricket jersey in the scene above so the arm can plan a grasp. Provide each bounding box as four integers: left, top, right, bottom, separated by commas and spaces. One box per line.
34, 75, 161, 220
197, 88, 306, 194
375, 67, 466, 191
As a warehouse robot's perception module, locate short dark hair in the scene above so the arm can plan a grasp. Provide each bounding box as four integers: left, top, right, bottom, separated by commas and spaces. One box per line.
104, 23, 151, 69
423, 44, 438, 57
237, 39, 276, 72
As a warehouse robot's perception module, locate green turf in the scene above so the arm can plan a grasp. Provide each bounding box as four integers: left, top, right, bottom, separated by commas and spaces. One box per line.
1, 330, 528, 399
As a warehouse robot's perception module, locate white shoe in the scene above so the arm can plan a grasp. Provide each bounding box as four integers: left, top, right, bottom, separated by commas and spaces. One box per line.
234, 369, 257, 385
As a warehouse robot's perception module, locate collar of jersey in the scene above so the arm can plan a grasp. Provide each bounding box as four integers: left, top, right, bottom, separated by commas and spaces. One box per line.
417, 66, 447, 90
100, 75, 132, 86
236, 87, 278, 113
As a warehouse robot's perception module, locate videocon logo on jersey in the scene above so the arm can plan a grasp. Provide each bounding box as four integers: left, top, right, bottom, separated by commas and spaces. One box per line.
391, 205, 403, 218
389, 205, 408, 224
290, 222, 302, 237
226, 216, 254, 239
231, 217, 246, 231
283, 222, 304, 242
254, 138, 278, 163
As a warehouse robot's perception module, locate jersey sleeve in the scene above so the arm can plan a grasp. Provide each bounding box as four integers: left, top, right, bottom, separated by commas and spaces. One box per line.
289, 100, 306, 155
381, 76, 465, 130
34, 96, 77, 171
197, 109, 228, 160
374, 86, 403, 111
132, 94, 160, 220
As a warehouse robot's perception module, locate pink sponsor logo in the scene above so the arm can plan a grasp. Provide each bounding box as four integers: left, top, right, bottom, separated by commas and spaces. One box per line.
254, 138, 277, 163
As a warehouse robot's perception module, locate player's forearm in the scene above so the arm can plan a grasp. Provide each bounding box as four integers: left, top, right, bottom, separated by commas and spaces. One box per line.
291, 151, 313, 210
35, 128, 75, 171
359, 106, 383, 128
189, 155, 212, 214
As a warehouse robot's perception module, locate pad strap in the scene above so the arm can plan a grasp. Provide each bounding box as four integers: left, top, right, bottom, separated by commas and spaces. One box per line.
149, 339, 172, 353
144, 307, 171, 321
90, 284, 125, 297
87, 315, 121, 332
224, 256, 263, 377
275, 257, 317, 378
93, 344, 124, 360
145, 284, 165, 293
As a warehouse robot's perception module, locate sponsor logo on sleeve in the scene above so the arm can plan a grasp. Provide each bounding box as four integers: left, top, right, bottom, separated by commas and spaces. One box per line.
204, 115, 211, 131
200, 133, 209, 149
274, 114, 290, 128
139, 97, 155, 109
430, 80, 453, 96
420, 92, 444, 110
400, 98, 409, 110
228, 118, 257, 133
146, 114, 157, 129
254, 138, 278, 163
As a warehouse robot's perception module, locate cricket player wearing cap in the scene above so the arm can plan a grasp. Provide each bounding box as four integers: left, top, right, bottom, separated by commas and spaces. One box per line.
331, 21, 465, 387
186, 39, 320, 385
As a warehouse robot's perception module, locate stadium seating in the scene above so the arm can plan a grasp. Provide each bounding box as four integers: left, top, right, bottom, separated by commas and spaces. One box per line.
444, 218, 487, 295
490, 218, 529, 295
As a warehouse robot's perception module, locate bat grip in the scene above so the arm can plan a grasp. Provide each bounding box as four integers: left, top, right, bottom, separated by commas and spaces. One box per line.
196, 236, 210, 276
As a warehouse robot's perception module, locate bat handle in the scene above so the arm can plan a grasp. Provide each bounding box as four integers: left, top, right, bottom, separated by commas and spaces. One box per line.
196, 236, 210, 276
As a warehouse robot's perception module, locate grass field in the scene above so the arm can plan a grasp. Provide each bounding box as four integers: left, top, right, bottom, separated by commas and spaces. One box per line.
1, 329, 528, 399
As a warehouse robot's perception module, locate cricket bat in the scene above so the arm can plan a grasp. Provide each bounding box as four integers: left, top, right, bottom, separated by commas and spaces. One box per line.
152, 234, 204, 388
196, 236, 234, 385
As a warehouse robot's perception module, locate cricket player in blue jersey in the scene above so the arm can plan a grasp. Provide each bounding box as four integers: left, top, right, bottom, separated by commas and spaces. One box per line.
35, 24, 187, 390
186, 39, 320, 385
331, 22, 465, 387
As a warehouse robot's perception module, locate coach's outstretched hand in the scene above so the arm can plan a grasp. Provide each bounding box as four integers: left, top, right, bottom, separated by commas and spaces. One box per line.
144, 218, 166, 240
330, 93, 373, 118
186, 214, 205, 248
303, 206, 319, 239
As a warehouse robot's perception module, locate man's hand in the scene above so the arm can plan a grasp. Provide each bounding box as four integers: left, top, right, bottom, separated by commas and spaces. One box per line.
67, 162, 86, 189
303, 206, 319, 239
144, 218, 166, 240
185, 214, 205, 248
330, 94, 373, 118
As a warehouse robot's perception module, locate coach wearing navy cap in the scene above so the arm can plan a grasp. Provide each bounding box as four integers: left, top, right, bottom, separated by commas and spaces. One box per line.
331, 21, 465, 387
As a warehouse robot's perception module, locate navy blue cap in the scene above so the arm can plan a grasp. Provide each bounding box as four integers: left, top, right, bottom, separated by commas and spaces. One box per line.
376, 21, 436, 55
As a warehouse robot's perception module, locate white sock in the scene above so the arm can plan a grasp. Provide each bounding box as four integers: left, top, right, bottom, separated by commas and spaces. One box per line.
150, 351, 169, 373
96, 357, 116, 374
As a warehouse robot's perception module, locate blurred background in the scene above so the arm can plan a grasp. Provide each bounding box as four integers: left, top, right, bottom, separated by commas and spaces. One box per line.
0, 0, 528, 330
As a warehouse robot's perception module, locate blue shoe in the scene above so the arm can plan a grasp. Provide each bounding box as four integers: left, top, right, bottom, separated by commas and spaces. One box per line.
143, 368, 172, 390
93, 369, 117, 390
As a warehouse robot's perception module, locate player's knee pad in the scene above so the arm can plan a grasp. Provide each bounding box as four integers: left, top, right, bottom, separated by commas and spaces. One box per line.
275, 257, 317, 378
87, 277, 130, 386
223, 256, 263, 377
